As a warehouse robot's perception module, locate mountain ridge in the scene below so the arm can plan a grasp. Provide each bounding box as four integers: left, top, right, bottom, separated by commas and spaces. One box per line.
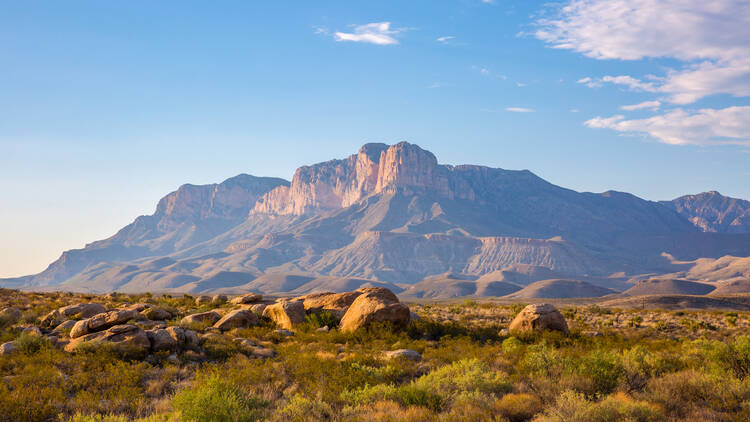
3, 141, 750, 295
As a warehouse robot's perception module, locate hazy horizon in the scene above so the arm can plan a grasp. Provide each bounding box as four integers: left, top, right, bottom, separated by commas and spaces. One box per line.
2, 0, 749, 277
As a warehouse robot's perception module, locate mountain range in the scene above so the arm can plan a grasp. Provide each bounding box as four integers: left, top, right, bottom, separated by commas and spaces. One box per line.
3, 142, 750, 298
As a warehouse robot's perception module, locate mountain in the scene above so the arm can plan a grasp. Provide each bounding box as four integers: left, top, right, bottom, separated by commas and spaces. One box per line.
3, 141, 750, 295
506, 279, 617, 299
662, 191, 750, 233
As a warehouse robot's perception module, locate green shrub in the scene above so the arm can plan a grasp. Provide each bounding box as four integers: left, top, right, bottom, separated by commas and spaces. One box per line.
172, 375, 268, 422
342, 383, 443, 411
536, 391, 662, 422
412, 358, 511, 397
304, 310, 339, 329
15, 333, 50, 355
273, 394, 334, 421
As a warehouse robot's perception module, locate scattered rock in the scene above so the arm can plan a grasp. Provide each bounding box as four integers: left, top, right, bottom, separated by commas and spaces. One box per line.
214, 309, 259, 331
65, 324, 150, 354
263, 301, 306, 330
51, 320, 77, 336
383, 349, 421, 361
142, 307, 173, 321
195, 295, 212, 305
231, 293, 263, 305
275, 329, 294, 337
70, 308, 140, 338
0, 307, 22, 325
340, 288, 410, 332
316, 325, 330, 332
22, 326, 42, 337
166, 354, 180, 365
249, 303, 267, 315
297, 291, 362, 317
0, 342, 17, 355
212, 295, 228, 305
180, 311, 222, 327
250, 346, 276, 359
410, 311, 422, 322
40, 303, 106, 329
508, 304, 569, 335
147, 329, 179, 352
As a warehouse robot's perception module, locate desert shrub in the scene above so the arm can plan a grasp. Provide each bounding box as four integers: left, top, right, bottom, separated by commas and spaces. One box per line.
340, 400, 437, 421
501, 336, 523, 355
273, 394, 335, 421
14, 332, 50, 355
342, 383, 443, 411
412, 358, 511, 397
536, 391, 662, 422
519, 343, 564, 378
494, 393, 543, 422
172, 374, 268, 422
574, 350, 624, 396
304, 310, 339, 329
202, 335, 242, 360
643, 369, 749, 417
620, 345, 680, 392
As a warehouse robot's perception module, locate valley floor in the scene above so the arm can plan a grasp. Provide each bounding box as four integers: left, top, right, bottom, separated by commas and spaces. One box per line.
2, 289, 750, 421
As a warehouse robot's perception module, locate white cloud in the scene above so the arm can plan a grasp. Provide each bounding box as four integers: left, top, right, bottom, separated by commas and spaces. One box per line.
506, 107, 535, 113
535, 0, 750, 104
436, 36, 455, 43
482, 0, 496, 3
584, 106, 750, 146
570, 108, 580, 113
334, 22, 402, 45
516, 82, 526, 87
620, 101, 661, 111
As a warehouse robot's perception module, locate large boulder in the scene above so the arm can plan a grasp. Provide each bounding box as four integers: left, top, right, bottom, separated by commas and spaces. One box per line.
339, 288, 410, 332
262, 301, 306, 330
508, 304, 569, 335
142, 307, 173, 321
297, 291, 363, 317
180, 311, 222, 327
70, 308, 140, 338
0, 307, 22, 326
213, 309, 259, 331
212, 295, 228, 305
147, 328, 179, 352
231, 293, 263, 305
51, 319, 77, 336
39, 303, 106, 329
195, 295, 212, 306
65, 324, 150, 355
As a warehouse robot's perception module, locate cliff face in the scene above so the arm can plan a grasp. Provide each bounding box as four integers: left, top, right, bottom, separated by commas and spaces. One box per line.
663, 191, 750, 233
252, 142, 479, 216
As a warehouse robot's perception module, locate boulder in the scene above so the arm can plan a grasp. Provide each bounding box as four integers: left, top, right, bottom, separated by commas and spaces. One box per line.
0, 341, 17, 355
147, 329, 179, 352
65, 324, 150, 354
249, 303, 267, 315
231, 293, 262, 305
339, 288, 410, 332
69, 308, 140, 338
508, 304, 569, 335
195, 295, 212, 305
383, 349, 421, 361
22, 326, 42, 337
297, 291, 362, 317
142, 307, 173, 321
60, 303, 107, 318
262, 301, 306, 330
213, 309, 259, 331
180, 311, 222, 327
51, 319, 77, 336
0, 307, 22, 325
212, 295, 228, 305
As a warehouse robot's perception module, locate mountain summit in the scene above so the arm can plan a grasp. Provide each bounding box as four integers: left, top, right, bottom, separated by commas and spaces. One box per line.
3, 142, 749, 294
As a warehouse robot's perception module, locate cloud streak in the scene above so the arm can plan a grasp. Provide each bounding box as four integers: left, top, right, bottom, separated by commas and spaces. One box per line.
585, 106, 750, 146
620, 101, 661, 111
506, 107, 535, 113
334, 22, 402, 45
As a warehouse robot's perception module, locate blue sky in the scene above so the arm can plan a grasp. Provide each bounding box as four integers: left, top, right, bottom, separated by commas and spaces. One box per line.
1, 0, 749, 277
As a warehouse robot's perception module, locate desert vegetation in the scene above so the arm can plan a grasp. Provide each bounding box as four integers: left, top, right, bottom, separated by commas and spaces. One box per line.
2, 288, 750, 421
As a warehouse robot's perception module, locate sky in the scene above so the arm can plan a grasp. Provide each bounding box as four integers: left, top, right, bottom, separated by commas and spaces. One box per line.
1, 0, 749, 277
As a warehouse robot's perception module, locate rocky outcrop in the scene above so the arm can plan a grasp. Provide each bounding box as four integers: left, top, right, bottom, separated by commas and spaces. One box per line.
296, 291, 363, 317
147, 326, 198, 352
383, 349, 421, 361
40, 303, 106, 328
142, 307, 173, 321
213, 309, 259, 331
230, 293, 262, 305
262, 301, 306, 330
180, 311, 222, 327
70, 308, 140, 338
339, 288, 410, 332
508, 304, 569, 335
65, 324, 150, 354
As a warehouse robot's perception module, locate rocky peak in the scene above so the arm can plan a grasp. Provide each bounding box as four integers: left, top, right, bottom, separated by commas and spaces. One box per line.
663, 191, 750, 233
252, 142, 463, 216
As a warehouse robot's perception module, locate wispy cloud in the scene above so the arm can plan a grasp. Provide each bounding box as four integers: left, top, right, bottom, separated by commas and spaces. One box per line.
536, 0, 750, 105
436, 36, 455, 43
620, 101, 661, 111
570, 108, 580, 113
506, 107, 535, 113
584, 106, 750, 146
334, 22, 403, 45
